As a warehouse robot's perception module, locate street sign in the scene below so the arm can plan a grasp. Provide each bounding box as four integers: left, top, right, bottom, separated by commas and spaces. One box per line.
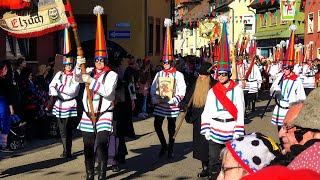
114, 22, 130, 28
109, 30, 131, 39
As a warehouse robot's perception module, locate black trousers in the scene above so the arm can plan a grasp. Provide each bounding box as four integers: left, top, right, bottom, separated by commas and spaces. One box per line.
208, 141, 225, 173
83, 131, 110, 163
154, 115, 176, 148
57, 117, 75, 139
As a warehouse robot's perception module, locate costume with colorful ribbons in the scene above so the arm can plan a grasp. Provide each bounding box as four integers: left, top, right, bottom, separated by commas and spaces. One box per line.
201, 16, 245, 144
151, 68, 186, 118
49, 71, 79, 118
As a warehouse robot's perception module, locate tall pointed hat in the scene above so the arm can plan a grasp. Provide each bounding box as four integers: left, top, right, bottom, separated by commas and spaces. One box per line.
63, 26, 73, 64
217, 16, 231, 72
284, 24, 297, 67
249, 38, 257, 56
162, 18, 174, 62
93, 5, 107, 59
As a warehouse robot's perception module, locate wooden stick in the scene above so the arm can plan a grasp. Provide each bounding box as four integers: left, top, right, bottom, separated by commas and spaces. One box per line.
66, 0, 97, 129
173, 94, 194, 139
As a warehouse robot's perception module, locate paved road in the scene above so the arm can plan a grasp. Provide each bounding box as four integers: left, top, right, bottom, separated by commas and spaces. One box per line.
0, 92, 279, 180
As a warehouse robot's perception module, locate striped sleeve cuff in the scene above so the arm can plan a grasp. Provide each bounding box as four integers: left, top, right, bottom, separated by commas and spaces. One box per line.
173, 95, 183, 104
200, 123, 210, 134
89, 79, 100, 93
234, 125, 245, 135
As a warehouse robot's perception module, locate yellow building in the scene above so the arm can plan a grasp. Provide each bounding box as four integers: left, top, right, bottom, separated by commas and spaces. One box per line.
74, 0, 171, 65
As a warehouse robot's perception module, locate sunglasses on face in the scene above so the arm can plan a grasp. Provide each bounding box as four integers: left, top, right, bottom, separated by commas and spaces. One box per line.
281, 124, 296, 133
220, 165, 243, 177
162, 61, 172, 65
95, 58, 104, 63
218, 73, 228, 77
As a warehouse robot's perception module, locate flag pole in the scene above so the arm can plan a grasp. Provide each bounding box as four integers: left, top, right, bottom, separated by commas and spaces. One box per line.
65, 0, 97, 129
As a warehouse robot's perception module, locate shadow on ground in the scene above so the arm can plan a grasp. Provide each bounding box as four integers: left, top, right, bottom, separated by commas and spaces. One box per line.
0, 150, 84, 179
106, 142, 193, 180
0, 130, 82, 162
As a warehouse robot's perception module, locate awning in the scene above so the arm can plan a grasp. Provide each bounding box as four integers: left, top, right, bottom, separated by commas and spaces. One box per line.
254, 29, 288, 40
254, 29, 304, 40
248, 0, 279, 9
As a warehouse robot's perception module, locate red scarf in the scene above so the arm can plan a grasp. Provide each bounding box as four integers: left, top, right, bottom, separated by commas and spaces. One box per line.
163, 67, 177, 77
94, 66, 111, 80
63, 70, 73, 76
283, 73, 298, 81
237, 61, 243, 66
212, 80, 238, 121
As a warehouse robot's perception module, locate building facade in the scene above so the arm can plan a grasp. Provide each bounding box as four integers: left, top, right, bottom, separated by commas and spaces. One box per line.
249, 1, 305, 59
304, 1, 320, 59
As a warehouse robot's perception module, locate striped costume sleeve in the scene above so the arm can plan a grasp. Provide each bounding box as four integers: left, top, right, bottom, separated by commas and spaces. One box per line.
150, 72, 160, 100
172, 71, 186, 104
48, 71, 62, 96
200, 89, 215, 135
89, 71, 118, 99
233, 86, 245, 136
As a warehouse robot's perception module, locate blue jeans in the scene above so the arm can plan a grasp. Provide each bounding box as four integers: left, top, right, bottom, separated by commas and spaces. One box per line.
0, 96, 10, 134
142, 96, 147, 113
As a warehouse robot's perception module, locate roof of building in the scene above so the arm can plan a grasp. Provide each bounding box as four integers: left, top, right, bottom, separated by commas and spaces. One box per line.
179, 0, 211, 22
248, 1, 279, 9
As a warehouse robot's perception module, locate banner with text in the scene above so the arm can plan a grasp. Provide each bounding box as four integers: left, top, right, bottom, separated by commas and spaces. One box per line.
0, 0, 68, 38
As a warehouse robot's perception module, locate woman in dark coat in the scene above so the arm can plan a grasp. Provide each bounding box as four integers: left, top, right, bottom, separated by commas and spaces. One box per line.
180, 62, 217, 178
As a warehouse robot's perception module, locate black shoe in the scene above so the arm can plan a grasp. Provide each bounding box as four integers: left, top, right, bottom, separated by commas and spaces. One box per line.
197, 168, 209, 177
85, 160, 94, 180
167, 150, 174, 159
112, 165, 120, 172
208, 173, 219, 180
158, 147, 167, 157
0, 147, 13, 153
60, 152, 72, 158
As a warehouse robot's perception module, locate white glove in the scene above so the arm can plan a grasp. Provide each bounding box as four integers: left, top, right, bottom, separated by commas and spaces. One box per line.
82, 74, 93, 84
270, 85, 281, 96
167, 98, 177, 105
233, 134, 240, 140
273, 85, 281, 92
76, 56, 86, 68
49, 88, 58, 96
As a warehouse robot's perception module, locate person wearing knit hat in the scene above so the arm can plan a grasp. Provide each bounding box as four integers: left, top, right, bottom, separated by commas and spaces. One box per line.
274, 88, 320, 170
75, 5, 118, 180
200, 15, 245, 180
269, 25, 306, 130
180, 61, 217, 178
216, 133, 281, 180
150, 18, 186, 159
48, 26, 79, 159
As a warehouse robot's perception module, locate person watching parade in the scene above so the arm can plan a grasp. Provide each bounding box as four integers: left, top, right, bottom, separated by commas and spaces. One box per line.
150, 18, 186, 159
75, 6, 118, 180
200, 16, 245, 180
276, 88, 320, 173
217, 133, 280, 180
